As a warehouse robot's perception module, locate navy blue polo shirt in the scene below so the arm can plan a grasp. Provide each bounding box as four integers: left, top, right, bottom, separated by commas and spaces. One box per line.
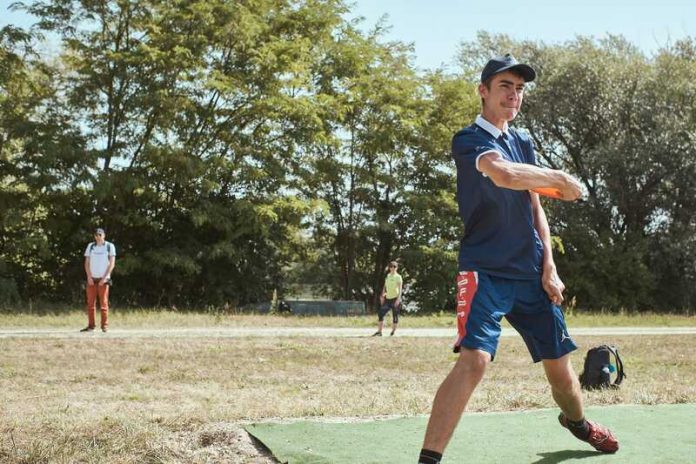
452, 115, 543, 280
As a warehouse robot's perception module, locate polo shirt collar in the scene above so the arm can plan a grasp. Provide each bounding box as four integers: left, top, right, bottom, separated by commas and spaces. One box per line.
475, 115, 509, 139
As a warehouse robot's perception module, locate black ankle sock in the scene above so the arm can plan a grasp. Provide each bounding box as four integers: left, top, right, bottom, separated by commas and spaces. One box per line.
418, 449, 442, 464
567, 417, 590, 440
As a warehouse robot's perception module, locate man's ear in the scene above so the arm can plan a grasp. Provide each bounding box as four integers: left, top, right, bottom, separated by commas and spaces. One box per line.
478, 83, 488, 99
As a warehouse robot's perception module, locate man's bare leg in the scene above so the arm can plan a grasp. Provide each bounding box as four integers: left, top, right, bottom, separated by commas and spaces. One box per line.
544, 354, 619, 452
422, 348, 490, 453
542, 354, 583, 420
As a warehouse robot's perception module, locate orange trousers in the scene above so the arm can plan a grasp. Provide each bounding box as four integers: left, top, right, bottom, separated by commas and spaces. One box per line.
85, 280, 109, 329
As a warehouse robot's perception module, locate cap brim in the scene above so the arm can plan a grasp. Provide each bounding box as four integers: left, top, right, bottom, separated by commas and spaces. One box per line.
503, 63, 536, 82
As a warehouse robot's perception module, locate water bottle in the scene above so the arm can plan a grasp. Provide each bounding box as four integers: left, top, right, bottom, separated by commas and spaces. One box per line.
601, 364, 616, 374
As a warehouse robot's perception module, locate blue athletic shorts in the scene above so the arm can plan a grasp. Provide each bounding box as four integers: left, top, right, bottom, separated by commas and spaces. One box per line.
453, 271, 577, 362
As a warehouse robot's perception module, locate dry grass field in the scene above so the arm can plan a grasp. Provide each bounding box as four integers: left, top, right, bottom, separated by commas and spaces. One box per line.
0, 309, 694, 329
1, 312, 695, 464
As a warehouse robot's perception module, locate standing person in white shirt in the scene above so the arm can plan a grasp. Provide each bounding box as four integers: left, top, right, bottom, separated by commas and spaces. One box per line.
81, 228, 116, 333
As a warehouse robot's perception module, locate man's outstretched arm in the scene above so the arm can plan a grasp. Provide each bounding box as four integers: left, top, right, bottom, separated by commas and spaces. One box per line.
478, 151, 582, 201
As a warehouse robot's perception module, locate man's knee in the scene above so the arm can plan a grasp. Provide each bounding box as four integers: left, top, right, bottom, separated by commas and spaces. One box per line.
453, 348, 491, 377
551, 373, 580, 396
544, 357, 580, 395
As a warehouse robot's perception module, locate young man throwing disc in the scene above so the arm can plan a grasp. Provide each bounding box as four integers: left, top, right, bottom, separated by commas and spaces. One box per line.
417, 54, 618, 464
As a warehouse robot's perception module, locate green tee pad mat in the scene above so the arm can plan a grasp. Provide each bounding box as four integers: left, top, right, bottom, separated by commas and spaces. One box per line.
246, 404, 696, 463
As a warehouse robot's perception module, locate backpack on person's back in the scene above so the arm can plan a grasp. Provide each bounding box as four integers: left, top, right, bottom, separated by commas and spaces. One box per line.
88, 241, 113, 255
87, 241, 114, 285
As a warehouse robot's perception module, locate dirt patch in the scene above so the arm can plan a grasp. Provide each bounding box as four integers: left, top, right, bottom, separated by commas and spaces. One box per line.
165, 423, 279, 464
169, 416, 412, 463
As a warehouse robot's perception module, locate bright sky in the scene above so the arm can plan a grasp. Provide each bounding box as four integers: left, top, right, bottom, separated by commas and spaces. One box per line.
350, 0, 696, 70
2, 0, 695, 71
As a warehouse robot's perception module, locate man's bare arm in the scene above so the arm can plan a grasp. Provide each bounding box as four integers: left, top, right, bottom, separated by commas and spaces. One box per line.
530, 192, 565, 304
478, 151, 582, 201
103, 256, 115, 279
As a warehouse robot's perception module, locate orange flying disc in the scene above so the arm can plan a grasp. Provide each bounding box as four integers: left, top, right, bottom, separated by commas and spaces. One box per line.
531, 187, 564, 199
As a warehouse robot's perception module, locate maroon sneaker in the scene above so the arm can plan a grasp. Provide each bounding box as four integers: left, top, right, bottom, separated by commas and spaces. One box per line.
559, 414, 619, 453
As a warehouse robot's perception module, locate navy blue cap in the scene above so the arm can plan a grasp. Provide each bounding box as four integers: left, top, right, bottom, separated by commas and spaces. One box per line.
481, 54, 536, 83
94, 228, 105, 235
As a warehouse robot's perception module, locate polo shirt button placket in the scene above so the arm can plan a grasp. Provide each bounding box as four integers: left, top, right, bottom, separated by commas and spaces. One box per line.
498, 133, 511, 154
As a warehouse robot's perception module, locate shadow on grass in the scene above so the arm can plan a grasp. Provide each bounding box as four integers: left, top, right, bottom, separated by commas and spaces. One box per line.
533, 449, 602, 463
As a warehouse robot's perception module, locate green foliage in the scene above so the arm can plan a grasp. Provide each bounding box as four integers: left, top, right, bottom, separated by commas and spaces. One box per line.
0, 22, 92, 302
2, 6, 695, 313
0, 257, 20, 306
461, 33, 696, 311
2, 0, 348, 307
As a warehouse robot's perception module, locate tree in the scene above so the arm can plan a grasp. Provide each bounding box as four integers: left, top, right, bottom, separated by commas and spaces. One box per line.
0, 23, 92, 304
398, 71, 478, 312
457, 32, 696, 311
290, 19, 422, 306
7, 0, 352, 307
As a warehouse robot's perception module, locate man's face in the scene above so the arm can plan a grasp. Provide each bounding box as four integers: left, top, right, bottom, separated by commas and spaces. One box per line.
479, 71, 526, 122
94, 232, 105, 242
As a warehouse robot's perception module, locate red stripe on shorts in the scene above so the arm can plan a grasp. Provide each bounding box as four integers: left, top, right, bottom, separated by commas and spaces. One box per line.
454, 271, 478, 353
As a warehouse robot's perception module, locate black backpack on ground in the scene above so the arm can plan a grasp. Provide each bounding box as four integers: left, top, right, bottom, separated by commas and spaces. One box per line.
579, 345, 626, 390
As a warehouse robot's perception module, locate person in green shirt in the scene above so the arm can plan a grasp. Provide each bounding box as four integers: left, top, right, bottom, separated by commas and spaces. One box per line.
372, 261, 403, 336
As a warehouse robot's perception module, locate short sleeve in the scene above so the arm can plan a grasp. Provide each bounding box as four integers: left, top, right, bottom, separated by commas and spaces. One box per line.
452, 128, 500, 172
109, 242, 116, 257
84, 244, 91, 257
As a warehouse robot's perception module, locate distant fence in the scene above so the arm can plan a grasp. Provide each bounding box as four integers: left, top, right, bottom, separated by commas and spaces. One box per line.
247, 300, 366, 316
285, 300, 366, 316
